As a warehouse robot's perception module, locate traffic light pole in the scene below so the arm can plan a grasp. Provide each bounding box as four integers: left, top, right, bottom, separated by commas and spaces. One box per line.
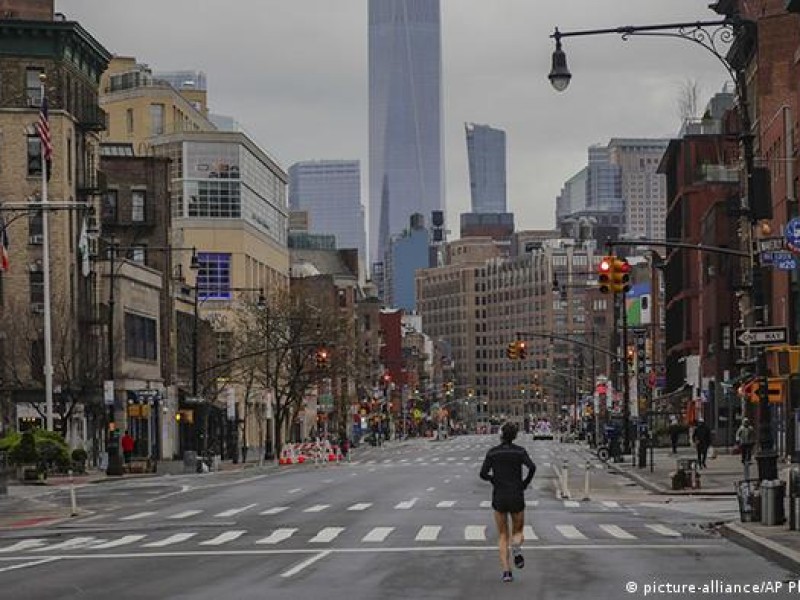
620, 292, 632, 457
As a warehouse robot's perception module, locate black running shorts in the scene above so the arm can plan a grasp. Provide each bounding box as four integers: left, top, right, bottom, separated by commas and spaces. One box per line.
492, 494, 525, 514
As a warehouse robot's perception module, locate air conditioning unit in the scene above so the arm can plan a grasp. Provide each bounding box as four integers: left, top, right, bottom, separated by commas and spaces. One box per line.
28, 234, 43, 245
28, 261, 43, 272
31, 303, 45, 314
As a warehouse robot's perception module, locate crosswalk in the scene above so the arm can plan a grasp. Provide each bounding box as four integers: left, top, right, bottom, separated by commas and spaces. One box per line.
0, 521, 687, 554
105, 498, 628, 523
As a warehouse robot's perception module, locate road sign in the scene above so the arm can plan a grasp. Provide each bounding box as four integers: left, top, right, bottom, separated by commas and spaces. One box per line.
760, 250, 795, 266
734, 326, 789, 347
104, 380, 114, 406
758, 237, 786, 252
777, 257, 798, 271
786, 218, 800, 253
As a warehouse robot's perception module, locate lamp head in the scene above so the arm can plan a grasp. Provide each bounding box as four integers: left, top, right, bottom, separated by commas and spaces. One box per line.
189, 249, 201, 271
548, 32, 572, 92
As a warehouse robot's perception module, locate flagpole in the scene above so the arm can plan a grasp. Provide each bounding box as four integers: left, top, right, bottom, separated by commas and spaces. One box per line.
40, 73, 54, 432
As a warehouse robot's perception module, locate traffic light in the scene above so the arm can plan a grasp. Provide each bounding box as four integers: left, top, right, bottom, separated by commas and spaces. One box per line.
316, 347, 330, 370
610, 256, 632, 294
507, 342, 519, 360
626, 348, 635, 368
598, 256, 613, 294
517, 340, 528, 360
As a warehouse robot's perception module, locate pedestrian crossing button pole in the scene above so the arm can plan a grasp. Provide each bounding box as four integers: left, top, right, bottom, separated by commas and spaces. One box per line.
583, 460, 591, 501
562, 459, 571, 499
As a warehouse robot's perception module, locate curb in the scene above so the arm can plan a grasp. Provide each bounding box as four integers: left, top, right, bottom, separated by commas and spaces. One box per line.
720, 522, 800, 572
608, 463, 736, 496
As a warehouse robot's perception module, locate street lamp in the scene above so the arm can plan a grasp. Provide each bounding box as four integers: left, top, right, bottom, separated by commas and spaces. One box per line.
548, 10, 776, 480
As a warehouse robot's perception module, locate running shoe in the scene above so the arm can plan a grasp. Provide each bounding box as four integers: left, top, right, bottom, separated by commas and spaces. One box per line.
512, 547, 525, 569
502, 571, 513, 583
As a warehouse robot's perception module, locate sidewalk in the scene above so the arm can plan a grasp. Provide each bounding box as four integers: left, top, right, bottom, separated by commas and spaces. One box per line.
594, 442, 800, 571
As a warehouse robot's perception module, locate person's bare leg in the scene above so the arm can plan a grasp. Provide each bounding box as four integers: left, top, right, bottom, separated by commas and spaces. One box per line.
510, 510, 525, 568
493, 510, 510, 573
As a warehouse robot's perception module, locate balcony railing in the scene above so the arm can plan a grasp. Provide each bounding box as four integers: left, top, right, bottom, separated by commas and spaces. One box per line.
696, 164, 739, 184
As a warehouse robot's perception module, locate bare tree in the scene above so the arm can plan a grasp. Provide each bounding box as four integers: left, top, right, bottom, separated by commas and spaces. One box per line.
677, 79, 701, 123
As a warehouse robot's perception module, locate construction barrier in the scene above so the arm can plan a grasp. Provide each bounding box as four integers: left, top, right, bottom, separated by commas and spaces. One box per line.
278, 441, 345, 465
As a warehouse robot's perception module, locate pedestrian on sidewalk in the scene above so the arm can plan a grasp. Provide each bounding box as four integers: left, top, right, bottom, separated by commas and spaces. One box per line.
668, 417, 681, 454
121, 431, 135, 464
479, 422, 536, 583
692, 419, 712, 469
736, 418, 755, 464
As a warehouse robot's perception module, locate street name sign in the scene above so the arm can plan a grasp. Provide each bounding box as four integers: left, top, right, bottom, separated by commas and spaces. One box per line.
734, 326, 788, 347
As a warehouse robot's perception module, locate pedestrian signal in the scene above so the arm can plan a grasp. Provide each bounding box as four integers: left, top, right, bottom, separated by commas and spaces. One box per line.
517, 340, 528, 360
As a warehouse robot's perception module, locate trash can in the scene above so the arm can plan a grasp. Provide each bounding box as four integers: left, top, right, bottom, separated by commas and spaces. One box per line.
183, 451, 198, 474
790, 464, 800, 530
761, 479, 786, 526
736, 479, 762, 523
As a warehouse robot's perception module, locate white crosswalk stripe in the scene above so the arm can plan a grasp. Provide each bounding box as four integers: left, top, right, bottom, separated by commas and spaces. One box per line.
599, 525, 636, 540
362, 527, 394, 542
89, 535, 147, 549
601, 501, 620, 508
309, 527, 345, 543
523, 525, 537, 540
646, 524, 681, 537
347, 503, 372, 511
256, 528, 297, 545
480, 500, 491, 508
415, 526, 441, 541
143, 533, 196, 548
215, 504, 257, 518
200, 531, 246, 546
436, 500, 456, 508
259, 506, 289, 515
563, 500, 580, 508
555, 525, 586, 540
526, 500, 539, 507
0, 539, 45, 552
395, 498, 418, 510
33, 537, 100, 552
168, 510, 203, 520
120, 511, 156, 521
464, 526, 486, 541
302, 504, 330, 513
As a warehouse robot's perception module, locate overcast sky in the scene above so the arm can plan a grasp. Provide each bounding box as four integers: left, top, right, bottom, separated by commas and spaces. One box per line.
57, 0, 729, 235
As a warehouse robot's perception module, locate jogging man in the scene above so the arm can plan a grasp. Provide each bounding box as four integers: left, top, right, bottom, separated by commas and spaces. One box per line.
479, 422, 536, 583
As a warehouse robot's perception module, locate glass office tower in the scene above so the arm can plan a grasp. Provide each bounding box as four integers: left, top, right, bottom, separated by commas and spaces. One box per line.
288, 160, 367, 264
465, 123, 507, 213
368, 0, 443, 266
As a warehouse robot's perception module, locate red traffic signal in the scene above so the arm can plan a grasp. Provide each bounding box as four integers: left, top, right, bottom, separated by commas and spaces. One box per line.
611, 257, 632, 294
598, 256, 613, 294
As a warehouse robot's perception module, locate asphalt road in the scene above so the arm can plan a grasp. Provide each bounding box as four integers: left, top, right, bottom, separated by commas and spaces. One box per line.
0, 435, 795, 600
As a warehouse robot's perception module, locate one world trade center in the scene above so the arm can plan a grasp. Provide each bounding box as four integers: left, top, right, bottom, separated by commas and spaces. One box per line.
368, 0, 444, 267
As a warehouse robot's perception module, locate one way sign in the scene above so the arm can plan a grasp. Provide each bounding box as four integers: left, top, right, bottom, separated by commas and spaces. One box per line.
734, 326, 788, 347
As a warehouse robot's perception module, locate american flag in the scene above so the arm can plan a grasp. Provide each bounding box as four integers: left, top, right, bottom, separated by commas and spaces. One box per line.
0, 218, 9, 272
36, 96, 53, 169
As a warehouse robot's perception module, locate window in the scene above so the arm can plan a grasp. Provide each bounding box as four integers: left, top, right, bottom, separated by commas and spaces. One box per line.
28, 210, 43, 242
131, 190, 146, 222
102, 190, 118, 222
150, 103, 165, 136
29, 271, 44, 304
196, 252, 231, 300
26, 68, 43, 106
125, 312, 158, 361
129, 245, 146, 264
27, 135, 42, 176
126, 108, 134, 135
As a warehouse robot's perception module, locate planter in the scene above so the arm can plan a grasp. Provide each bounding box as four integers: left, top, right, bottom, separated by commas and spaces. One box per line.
16, 464, 39, 481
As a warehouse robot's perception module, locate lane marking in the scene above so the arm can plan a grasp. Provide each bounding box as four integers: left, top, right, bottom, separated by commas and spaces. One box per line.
303, 504, 330, 513
426, 487, 435, 492
362, 527, 394, 543
347, 503, 372, 511
168, 510, 203, 520
446, 457, 456, 462
120, 511, 156, 521
309, 527, 345, 543
0, 557, 59, 573
599, 525, 636, 540
646, 524, 681, 538
464, 526, 486, 541
256, 528, 297, 545
33, 537, 99, 552
215, 504, 257, 518
260, 506, 289, 515
287, 488, 302, 494
89, 535, 147, 550
280, 550, 331, 578
395, 498, 418, 510
436, 501, 456, 508
415, 526, 441, 541
523, 525, 537, 540
0, 540, 46, 553
142, 533, 196, 548
601, 501, 620, 508
555, 525, 586, 540
199, 531, 246, 546
526, 500, 539, 507
563, 500, 580, 508
480, 500, 491, 508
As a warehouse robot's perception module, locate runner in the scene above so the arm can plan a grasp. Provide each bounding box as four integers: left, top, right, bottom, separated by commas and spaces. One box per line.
479, 422, 536, 583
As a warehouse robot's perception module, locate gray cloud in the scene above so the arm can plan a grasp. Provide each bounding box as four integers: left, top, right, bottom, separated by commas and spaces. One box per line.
58, 0, 729, 235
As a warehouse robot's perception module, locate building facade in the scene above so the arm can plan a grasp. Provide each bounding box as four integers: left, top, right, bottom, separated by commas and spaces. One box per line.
368, 0, 443, 266
288, 160, 367, 265
465, 123, 506, 213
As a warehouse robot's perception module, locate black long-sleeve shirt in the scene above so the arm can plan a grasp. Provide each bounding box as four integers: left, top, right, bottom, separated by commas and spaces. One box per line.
480, 442, 536, 496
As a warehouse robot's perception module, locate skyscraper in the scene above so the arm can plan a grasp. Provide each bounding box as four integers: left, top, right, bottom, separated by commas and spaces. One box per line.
288, 160, 366, 264
368, 0, 444, 267
465, 123, 506, 213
